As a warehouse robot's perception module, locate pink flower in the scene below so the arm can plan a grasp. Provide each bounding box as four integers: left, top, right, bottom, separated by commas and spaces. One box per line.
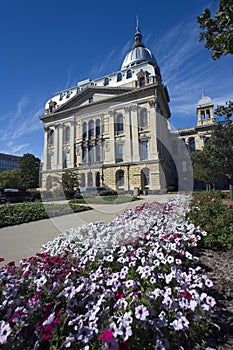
227, 203, 232, 208
99, 330, 113, 342
0, 258, 4, 263
183, 289, 192, 299
42, 324, 53, 340
211, 198, 216, 203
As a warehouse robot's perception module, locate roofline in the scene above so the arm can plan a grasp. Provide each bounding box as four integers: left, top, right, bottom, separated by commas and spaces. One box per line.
40, 83, 159, 121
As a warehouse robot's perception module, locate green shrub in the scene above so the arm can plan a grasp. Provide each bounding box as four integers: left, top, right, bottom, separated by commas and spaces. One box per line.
187, 191, 233, 248
0, 203, 92, 228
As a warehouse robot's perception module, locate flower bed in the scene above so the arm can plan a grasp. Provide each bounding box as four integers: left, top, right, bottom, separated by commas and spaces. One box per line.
0, 196, 216, 349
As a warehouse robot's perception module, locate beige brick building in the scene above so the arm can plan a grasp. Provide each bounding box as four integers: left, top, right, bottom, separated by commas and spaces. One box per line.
40, 23, 207, 194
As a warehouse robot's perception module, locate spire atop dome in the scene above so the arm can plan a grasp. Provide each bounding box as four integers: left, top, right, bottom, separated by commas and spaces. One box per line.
136, 15, 140, 33
132, 16, 145, 49
121, 19, 160, 71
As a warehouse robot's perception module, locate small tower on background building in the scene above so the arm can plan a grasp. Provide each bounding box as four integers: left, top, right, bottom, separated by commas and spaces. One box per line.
196, 92, 216, 126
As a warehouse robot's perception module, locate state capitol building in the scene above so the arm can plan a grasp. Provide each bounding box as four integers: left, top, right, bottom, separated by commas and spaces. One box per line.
40, 22, 216, 194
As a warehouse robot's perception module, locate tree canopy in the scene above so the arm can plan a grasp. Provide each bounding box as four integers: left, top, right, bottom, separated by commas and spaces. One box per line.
61, 170, 79, 193
0, 169, 22, 189
18, 154, 41, 189
193, 118, 233, 198
197, 0, 233, 59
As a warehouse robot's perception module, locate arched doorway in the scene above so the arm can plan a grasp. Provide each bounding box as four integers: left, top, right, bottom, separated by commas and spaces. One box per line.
96, 172, 100, 188
116, 170, 124, 191
141, 168, 150, 192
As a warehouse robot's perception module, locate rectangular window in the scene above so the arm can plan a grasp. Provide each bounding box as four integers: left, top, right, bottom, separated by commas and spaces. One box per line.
48, 153, 54, 170
140, 140, 148, 160
96, 144, 101, 162
116, 144, 124, 162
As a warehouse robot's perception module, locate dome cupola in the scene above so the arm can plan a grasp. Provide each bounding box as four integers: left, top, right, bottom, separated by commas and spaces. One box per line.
121, 18, 159, 71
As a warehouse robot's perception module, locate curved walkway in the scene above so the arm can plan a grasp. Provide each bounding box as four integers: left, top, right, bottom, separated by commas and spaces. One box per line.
0, 194, 170, 265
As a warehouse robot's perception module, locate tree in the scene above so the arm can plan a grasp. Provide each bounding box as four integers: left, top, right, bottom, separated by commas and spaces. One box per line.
197, 0, 233, 59
61, 170, 80, 197
18, 154, 41, 189
206, 119, 233, 199
0, 169, 22, 189
192, 150, 220, 190
193, 118, 233, 199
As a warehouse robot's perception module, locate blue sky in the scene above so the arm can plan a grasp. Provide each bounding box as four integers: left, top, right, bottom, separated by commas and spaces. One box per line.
0, 0, 232, 159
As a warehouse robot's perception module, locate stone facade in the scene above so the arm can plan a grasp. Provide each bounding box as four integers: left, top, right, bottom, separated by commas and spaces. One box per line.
39, 25, 214, 194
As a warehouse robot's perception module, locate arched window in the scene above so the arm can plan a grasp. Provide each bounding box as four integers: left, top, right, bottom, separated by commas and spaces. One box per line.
83, 122, 87, 139
116, 170, 124, 188
48, 129, 54, 145
104, 77, 109, 86
141, 168, 150, 189
65, 126, 70, 142
96, 172, 100, 187
80, 173, 85, 187
140, 108, 148, 128
96, 119, 101, 136
189, 138, 195, 153
126, 70, 132, 79
87, 172, 93, 187
116, 114, 124, 133
117, 73, 122, 82
88, 120, 94, 138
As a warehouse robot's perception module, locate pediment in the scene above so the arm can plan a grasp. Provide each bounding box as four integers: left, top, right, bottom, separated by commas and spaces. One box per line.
53, 86, 134, 113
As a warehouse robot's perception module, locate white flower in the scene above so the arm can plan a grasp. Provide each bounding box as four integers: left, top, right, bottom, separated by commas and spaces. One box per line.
0, 321, 11, 345
135, 304, 149, 321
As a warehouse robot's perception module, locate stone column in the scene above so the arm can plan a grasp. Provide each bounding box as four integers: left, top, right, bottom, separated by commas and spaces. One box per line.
149, 99, 158, 158
43, 126, 48, 171
124, 107, 132, 162
130, 105, 140, 162
108, 110, 116, 163
70, 120, 75, 168
57, 124, 63, 170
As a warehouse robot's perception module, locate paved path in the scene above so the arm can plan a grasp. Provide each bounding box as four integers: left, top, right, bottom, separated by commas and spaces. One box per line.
0, 194, 170, 265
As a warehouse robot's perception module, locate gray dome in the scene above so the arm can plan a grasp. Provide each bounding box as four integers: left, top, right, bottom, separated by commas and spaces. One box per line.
198, 94, 213, 107
121, 22, 159, 71
121, 46, 158, 70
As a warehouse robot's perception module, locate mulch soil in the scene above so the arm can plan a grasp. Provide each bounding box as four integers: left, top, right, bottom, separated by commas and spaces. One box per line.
196, 248, 233, 349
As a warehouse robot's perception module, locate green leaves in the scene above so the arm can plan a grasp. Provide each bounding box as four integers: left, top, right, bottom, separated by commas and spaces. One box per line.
197, 0, 233, 59
18, 153, 41, 189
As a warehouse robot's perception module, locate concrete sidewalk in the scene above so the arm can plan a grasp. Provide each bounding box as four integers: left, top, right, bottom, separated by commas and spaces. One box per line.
0, 194, 169, 265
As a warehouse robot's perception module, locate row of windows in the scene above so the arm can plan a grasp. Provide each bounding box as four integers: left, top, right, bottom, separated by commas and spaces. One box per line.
47, 138, 149, 170
48, 126, 71, 145
82, 109, 148, 139
0, 159, 19, 171
103, 70, 133, 86
78, 168, 150, 189
47, 109, 149, 146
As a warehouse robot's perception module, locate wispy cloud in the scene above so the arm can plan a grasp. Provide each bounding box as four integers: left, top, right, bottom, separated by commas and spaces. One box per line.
149, 15, 233, 127
0, 95, 43, 156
